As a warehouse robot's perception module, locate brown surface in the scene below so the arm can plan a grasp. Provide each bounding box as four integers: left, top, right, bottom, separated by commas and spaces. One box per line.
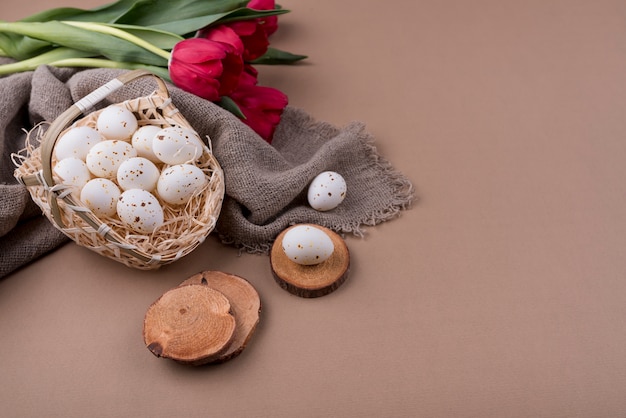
180, 271, 261, 362
270, 224, 350, 297
2, 0, 626, 416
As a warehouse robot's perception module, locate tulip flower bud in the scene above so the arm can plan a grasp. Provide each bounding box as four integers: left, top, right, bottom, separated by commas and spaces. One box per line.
229, 82, 288, 143
247, 0, 279, 36
169, 38, 243, 102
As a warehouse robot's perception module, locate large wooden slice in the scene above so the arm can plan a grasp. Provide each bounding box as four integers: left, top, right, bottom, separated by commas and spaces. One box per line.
180, 271, 261, 363
143, 284, 236, 365
270, 224, 350, 298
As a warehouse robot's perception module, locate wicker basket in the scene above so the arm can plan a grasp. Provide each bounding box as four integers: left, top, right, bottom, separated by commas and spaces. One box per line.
13, 70, 225, 269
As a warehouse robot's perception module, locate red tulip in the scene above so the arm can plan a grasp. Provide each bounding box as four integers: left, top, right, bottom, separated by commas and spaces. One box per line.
229, 80, 288, 143
239, 64, 259, 86
199, 21, 268, 62
196, 0, 279, 62
227, 20, 269, 61
196, 25, 244, 56
169, 37, 243, 101
247, 0, 279, 36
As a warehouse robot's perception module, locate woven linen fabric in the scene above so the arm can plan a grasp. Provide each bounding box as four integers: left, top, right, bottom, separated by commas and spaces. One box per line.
0, 65, 414, 278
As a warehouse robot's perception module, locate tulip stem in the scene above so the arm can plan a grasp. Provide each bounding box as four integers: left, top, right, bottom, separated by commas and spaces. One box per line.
0, 47, 93, 75
49, 57, 172, 81
62, 21, 173, 61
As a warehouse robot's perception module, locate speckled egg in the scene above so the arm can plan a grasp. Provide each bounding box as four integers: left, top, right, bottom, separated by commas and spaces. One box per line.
80, 178, 121, 218
53, 157, 92, 189
307, 171, 347, 211
116, 189, 164, 234
85, 140, 137, 179
116, 157, 160, 192
152, 126, 204, 165
55, 126, 103, 161
156, 164, 207, 205
282, 224, 335, 266
131, 125, 162, 163
96, 105, 138, 141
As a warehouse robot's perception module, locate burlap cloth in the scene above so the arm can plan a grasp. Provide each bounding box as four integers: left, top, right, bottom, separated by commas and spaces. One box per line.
0, 65, 414, 278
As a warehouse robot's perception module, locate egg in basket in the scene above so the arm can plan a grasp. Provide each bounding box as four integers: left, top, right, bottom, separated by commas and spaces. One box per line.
13, 70, 225, 269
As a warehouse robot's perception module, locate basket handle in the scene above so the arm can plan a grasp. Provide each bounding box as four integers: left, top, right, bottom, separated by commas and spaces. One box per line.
40, 69, 168, 191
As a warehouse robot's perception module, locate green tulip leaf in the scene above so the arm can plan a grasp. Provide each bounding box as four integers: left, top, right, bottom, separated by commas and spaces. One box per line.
6, 0, 156, 59
151, 8, 289, 36
149, 12, 231, 35
212, 8, 289, 25
217, 95, 246, 120
115, 0, 246, 27
0, 21, 168, 66
0, 31, 53, 60
250, 47, 308, 65
19, 0, 147, 23
93, 23, 183, 50
0, 47, 93, 75
20, 8, 93, 22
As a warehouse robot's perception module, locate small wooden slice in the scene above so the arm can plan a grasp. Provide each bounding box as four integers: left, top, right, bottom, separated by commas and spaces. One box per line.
180, 271, 261, 363
143, 284, 236, 366
270, 224, 350, 298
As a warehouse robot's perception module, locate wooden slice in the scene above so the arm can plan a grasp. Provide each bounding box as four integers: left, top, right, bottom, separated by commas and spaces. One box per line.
143, 284, 236, 366
270, 224, 350, 298
180, 271, 261, 363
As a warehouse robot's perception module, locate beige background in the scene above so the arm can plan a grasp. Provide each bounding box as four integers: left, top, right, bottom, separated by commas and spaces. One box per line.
2, 1, 626, 416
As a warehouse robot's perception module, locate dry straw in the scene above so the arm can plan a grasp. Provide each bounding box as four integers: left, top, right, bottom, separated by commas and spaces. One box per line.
13, 70, 225, 269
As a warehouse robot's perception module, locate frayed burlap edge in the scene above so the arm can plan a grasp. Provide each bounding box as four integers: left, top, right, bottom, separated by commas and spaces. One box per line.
216, 108, 416, 254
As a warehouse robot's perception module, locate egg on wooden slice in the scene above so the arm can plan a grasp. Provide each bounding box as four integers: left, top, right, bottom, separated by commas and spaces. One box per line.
131, 125, 162, 163
116, 157, 160, 192
80, 178, 121, 218
307, 171, 347, 211
270, 224, 351, 298
152, 126, 205, 165
281, 224, 335, 266
156, 164, 207, 206
117, 189, 164, 234
96, 105, 138, 141
53, 157, 92, 189
54, 126, 104, 161
85, 140, 137, 179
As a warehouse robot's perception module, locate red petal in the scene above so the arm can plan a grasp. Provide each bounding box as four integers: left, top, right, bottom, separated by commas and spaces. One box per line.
232, 84, 287, 109
238, 64, 259, 86
229, 20, 258, 37
169, 63, 221, 101
246, 0, 279, 36
202, 25, 244, 55
172, 38, 227, 63
217, 53, 244, 96
247, 0, 275, 10
228, 83, 288, 142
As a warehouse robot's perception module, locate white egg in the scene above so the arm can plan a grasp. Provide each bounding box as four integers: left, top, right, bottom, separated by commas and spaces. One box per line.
117, 189, 164, 234
156, 164, 207, 205
131, 125, 162, 163
116, 157, 160, 192
53, 157, 92, 189
152, 126, 204, 165
282, 224, 335, 266
86, 140, 137, 179
96, 105, 138, 141
55, 126, 103, 161
307, 171, 347, 211
80, 178, 121, 218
